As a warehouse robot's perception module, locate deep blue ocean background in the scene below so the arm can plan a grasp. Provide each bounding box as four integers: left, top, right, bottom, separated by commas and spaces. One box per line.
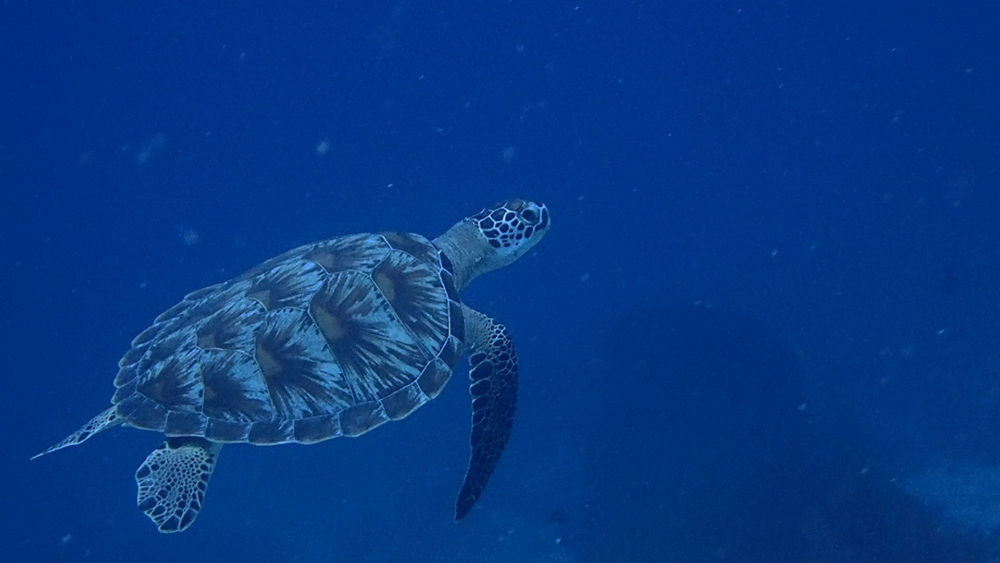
3, 2, 1000, 561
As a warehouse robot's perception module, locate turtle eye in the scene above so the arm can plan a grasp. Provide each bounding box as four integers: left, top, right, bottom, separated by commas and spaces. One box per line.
519, 207, 540, 225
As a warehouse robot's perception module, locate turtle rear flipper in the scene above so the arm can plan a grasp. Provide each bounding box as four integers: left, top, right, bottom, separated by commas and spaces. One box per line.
135, 438, 223, 533
31, 405, 121, 460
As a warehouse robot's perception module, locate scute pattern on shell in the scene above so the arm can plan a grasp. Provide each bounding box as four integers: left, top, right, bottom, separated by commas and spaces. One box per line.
111, 232, 463, 445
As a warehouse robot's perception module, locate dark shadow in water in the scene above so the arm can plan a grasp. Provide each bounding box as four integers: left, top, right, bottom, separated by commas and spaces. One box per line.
572, 306, 994, 562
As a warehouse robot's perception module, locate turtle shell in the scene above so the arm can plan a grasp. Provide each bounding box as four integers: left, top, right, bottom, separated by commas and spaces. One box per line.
110, 232, 465, 445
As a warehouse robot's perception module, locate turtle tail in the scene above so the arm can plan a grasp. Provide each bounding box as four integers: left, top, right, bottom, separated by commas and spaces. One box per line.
31, 405, 121, 460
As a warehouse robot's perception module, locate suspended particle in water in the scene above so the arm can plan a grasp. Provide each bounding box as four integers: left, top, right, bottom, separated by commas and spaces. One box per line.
316, 138, 331, 156
177, 225, 201, 246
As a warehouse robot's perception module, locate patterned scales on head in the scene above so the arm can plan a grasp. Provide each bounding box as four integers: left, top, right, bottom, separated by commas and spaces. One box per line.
114, 231, 464, 445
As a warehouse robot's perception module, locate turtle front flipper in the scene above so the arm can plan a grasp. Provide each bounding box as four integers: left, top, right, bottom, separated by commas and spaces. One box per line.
31, 405, 121, 460
455, 306, 518, 520
135, 438, 223, 533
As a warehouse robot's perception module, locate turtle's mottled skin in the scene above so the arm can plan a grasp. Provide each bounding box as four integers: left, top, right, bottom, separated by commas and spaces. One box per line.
34, 199, 550, 533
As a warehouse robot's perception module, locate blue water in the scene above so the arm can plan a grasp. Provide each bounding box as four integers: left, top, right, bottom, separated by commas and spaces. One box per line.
2, 2, 999, 561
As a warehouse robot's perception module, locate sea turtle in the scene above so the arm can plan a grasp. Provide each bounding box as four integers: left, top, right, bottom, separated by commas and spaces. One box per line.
33, 199, 550, 533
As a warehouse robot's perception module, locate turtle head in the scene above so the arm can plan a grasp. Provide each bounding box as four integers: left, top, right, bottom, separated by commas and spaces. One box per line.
470, 199, 550, 264
434, 199, 550, 292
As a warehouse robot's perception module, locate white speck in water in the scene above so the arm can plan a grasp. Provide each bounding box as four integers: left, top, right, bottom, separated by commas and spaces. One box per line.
501, 146, 516, 163
178, 226, 201, 246
134, 133, 168, 165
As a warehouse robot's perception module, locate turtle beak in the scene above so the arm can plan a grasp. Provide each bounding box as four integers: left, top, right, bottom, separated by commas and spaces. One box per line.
536, 204, 550, 232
